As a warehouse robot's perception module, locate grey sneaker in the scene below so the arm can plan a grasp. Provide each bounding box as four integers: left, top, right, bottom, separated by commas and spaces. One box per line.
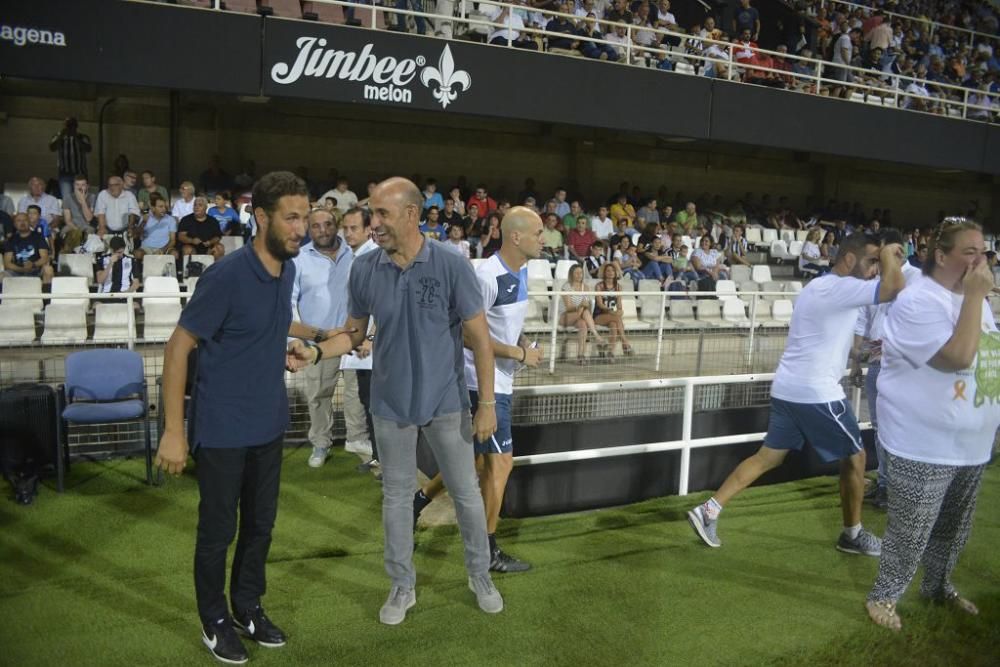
837, 528, 882, 557
489, 548, 532, 573
468, 575, 504, 614
687, 505, 721, 548
379, 586, 415, 625
307, 446, 329, 468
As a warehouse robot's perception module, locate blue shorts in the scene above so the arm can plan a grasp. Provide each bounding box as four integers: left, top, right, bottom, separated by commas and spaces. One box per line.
469, 390, 513, 455
764, 397, 863, 463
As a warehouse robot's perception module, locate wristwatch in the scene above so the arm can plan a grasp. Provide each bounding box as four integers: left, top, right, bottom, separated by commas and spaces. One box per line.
366, 334, 376, 342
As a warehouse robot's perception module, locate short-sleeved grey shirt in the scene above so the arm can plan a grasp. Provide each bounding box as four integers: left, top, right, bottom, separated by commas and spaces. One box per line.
349, 238, 483, 425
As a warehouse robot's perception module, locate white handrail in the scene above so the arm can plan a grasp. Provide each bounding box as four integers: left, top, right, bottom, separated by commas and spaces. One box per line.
512, 368, 871, 496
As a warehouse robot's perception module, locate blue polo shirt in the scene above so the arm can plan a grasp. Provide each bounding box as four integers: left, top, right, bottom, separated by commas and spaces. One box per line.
348, 238, 483, 426
291, 239, 353, 329
179, 244, 294, 448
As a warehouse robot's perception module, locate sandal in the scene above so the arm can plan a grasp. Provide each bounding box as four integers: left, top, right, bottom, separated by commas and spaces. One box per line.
577, 355, 587, 365
866, 600, 902, 631
623, 345, 634, 357
936, 591, 979, 615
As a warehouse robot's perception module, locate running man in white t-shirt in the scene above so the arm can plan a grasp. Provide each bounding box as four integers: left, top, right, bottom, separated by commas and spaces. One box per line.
688, 232, 906, 556
413, 208, 545, 572
866, 219, 1000, 631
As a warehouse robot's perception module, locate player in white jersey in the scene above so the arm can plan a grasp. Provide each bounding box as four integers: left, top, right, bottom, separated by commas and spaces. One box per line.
688, 232, 906, 556
413, 208, 545, 572
851, 230, 923, 508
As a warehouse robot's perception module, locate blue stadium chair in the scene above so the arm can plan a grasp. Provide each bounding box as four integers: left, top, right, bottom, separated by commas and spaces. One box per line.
60, 349, 155, 485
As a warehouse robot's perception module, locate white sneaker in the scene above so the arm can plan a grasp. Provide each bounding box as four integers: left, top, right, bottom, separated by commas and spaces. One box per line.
468, 575, 504, 614
345, 440, 373, 458
307, 446, 330, 468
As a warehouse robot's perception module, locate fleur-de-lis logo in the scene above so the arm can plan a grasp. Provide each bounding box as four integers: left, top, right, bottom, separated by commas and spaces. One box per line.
420, 45, 471, 110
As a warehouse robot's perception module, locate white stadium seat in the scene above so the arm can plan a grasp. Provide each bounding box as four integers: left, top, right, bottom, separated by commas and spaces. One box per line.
751, 265, 773, 284
60, 253, 94, 284
554, 259, 578, 283
722, 299, 756, 328
50, 277, 90, 311
730, 265, 751, 284
767, 299, 794, 327
621, 297, 650, 330
669, 300, 701, 328
760, 280, 784, 299
142, 276, 182, 342
0, 305, 37, 343
696, 300, 727, 328
93, 303, 133, 342
41, 304, 87, 343
2, 276, 44, 313
527, 259, 553, 286
142, 255, 177, 279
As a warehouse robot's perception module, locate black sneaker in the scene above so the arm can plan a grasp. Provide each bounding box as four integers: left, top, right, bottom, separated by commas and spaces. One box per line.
202, 617, 248, 665
413, 490, 431, 532
233, 606, 286, 648
489, 548, 532, 573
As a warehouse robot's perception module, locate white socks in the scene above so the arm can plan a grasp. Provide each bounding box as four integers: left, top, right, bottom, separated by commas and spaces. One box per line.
843, 523, 862, 540
703, 497, 723, 520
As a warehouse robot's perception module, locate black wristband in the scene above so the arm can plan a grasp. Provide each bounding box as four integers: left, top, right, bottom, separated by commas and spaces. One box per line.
313, 328, 325, 343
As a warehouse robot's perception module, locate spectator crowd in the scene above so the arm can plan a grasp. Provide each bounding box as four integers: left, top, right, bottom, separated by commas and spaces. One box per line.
2, 116, 957, 299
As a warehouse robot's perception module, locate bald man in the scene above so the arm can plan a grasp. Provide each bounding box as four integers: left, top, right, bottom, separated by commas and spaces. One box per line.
413, 207, 546, 573
286, 177, 503, 624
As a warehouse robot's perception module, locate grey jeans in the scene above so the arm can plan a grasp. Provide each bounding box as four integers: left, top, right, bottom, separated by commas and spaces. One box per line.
373, 411, 490, 588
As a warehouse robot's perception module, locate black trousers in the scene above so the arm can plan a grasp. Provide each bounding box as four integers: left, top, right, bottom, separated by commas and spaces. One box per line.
193, 436, 284, 623
356, 369, 378, 461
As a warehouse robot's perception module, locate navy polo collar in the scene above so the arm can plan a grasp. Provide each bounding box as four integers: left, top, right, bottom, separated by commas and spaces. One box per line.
245, 243, 287, 283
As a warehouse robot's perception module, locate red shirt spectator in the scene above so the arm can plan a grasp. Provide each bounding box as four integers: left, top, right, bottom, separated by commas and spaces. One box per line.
466, 184, 497, 221
567, 226, 598, 260
734, 35, 758, 65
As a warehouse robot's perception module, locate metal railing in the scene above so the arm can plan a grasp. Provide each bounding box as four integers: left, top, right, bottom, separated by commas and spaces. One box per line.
512, 372, 870, 495
225, 0, 1000, 123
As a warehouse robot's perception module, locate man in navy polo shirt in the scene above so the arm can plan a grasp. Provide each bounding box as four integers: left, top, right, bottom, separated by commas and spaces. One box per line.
287, 177, 503, 625
156, 171, 325, 665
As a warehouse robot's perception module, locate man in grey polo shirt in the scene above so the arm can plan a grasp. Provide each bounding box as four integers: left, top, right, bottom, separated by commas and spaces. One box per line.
291, 207, 354, 468
287, 177, 503, 625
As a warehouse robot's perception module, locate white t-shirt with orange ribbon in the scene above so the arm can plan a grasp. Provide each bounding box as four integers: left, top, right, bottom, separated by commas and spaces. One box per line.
877, 274, 1000, 466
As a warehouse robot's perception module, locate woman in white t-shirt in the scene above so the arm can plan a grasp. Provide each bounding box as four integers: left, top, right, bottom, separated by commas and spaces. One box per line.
799, 228, 829, 275
690, 236, 729, 281
559, 264, 607, 363
866, 219, 1000, 631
